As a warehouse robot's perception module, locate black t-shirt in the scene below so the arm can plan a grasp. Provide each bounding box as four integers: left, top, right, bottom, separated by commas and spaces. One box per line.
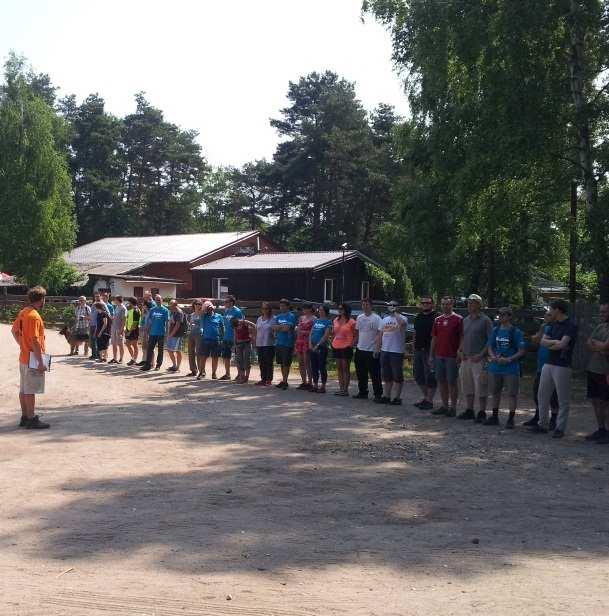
547, 317, 578, 367
414, 311, 437, 350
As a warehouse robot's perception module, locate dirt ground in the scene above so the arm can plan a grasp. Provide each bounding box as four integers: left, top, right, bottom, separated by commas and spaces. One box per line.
1, 323, 608, 616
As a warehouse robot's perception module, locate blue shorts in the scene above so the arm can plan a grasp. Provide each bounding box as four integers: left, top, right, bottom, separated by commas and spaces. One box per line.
198, 339, 219, 357
435, 356, 458, 384
166, 336, 182, 352
220, 340, 233, 359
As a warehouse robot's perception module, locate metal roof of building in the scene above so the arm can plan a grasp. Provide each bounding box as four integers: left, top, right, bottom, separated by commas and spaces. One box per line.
77, 263, 148, 277
65, 231, 259, 265
192, 250, 371, 271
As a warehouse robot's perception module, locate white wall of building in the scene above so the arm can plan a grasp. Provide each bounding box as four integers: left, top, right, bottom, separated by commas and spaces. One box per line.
92, 278, 177, 299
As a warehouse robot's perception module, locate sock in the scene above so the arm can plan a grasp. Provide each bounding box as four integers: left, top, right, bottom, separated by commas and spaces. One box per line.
492, 408, 499, 418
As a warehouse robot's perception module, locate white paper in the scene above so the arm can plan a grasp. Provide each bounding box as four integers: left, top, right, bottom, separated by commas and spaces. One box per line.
29, 352, 51, 371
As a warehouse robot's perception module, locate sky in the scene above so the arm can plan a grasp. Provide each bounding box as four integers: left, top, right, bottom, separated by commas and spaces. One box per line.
0, 0, 409, 167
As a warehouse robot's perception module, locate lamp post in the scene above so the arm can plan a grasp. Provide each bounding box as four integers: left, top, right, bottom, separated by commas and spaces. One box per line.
341, 242, 348, 304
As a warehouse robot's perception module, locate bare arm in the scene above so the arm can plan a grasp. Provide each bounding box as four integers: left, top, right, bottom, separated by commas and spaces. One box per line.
542, 334, 572, 351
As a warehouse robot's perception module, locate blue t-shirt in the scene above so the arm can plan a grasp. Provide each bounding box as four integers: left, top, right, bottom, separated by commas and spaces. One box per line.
223, 306, 243, 342
148, 305, 169, 336
537, 324, 552, 372
311, 318, 332, 346
202, 312, 223, 341
106, 302, 115, 317
274, 311, 297, 347
487, 326, 525, 375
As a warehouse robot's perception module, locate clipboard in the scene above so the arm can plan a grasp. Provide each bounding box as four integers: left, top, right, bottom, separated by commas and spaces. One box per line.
29, 352, 52, 371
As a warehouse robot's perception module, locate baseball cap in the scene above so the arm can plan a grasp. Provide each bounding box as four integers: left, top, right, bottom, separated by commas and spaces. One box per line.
467, 294, 483, 303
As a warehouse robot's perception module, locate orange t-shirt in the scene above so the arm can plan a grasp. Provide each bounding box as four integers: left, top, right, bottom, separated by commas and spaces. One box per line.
12, 307, 46, 365
332, 317, 356, 349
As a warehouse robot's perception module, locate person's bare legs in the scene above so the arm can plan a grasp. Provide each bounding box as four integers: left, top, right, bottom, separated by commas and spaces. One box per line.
306, 351, 313, 385
223, 357, 231, 379
449, 383, 458, 410
211, 356, 219, 377
383, 380, 393, 399
168, 350, 177, 369
344, 360, 351, 393
175, 350, 182, 370
197, 355, 207, 377
22, 393, 36, 419
298, 352, 307, 384
439, 381, 449, 408
592, 399, 609, 429
118, 338, 124, 362
19, 392, 27, 418
336, 359, 345, 392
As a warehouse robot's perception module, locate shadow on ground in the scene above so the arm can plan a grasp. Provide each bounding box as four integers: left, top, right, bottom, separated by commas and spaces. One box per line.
3, 355, 609, 579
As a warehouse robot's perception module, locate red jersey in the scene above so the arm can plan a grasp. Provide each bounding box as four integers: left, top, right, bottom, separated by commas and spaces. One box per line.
235, 321, 251, 343
431, 312, 463, 358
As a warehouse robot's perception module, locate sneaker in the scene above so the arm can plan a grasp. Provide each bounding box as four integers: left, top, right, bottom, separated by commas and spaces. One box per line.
167, 366, 178, 372
316, 385, 326, 393
219, 374, 231, 381
187, 371, 197, 376
154, 366, 161, 371
310, 385, 319, 393
457, 409, 475, 420
505, 415, 515, 429
431, 407, 448, 416
552, 429, 565, 439
265, 380, 274, 386
19, 415, 27, 428
296, 383, 309, 390
475, 410, 487, 423
353, 393, 369, 399
136, 361, 147, 366
127, 360, 135, 366
211, 373, 217, 380
390, 398, 402, 406
528, 424, 548, 434
414, 399, 425, 408
255, 380, 266, 386
596, 433, 609, 444
26, 415, 50, 430
522, 416, 539, 427
108, 359, 118, 364
374, 396, 390, 404
585, 429, 607, 441
140, 365, 151, 372
446, 407, 456, 417
483, 415, 500, 426
419, 400, 434, 410
549, 415, 557, 432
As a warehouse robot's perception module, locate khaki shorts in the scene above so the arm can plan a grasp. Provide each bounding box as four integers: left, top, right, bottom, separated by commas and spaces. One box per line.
111, 330, 124, 345
488, 372, 520, 396
460, 359, 488, 398
19, 363, 45, 395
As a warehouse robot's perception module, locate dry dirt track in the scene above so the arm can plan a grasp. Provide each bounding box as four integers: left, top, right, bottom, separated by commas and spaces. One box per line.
1, 323, 608, 616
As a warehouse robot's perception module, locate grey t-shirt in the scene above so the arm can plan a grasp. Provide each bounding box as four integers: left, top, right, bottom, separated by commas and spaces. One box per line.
462, 313, 493, 357
111, 304, 127, 332
587, 322, 609, 374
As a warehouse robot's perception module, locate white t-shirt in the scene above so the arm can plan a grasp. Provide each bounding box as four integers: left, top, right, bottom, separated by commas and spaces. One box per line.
381, 313, 408, 354
355, 312, 382, 352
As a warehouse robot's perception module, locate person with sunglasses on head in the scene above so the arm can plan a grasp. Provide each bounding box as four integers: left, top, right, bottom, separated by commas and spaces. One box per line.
531, 299, 578, 438
309, 304, 332, 393
187, 300, 203, 376
485, 307, 526, 428
332, 303, 356, 396
412, 295, 437, 410
353, 298, 383, 401
523, 309, 559, 429
457, 294, 493, 422
430, 297, 463, 416
377, 300, 408, 405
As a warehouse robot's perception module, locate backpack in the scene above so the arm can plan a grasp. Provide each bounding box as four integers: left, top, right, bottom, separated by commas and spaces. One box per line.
176, 312, 187, 336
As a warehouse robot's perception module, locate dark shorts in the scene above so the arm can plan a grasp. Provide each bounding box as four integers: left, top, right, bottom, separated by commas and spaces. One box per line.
435, 356, 459, 384
97, 335, 110, 351
381, 351, 404, 383
125, 328, 139, 341
332, 346, 353, 361
413, 348, 436, 387
275, 345, 293, 367
220, 341, 233, 359
198, 339, 220, 357
74, 332, 89, 341
586, 371, 609, 401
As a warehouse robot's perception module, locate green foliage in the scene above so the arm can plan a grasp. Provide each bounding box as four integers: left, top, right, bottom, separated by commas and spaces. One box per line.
365, 262, 395, 291
39, 258, 82, 295
0, 53, 76, 285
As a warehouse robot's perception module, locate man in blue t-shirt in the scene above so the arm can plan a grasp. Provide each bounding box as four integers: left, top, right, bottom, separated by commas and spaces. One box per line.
272, 298, 297, 389
141, 300, 170, 371
485, 307, 526, 429
523, 310, 559, 429
219, 295, 243, 380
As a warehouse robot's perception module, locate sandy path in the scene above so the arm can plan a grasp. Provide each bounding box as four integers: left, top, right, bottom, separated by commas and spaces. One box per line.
0, 323, 608, 615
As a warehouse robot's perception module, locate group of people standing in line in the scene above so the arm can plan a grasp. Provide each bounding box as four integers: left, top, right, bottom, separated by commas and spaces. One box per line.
11, 285, 609, 443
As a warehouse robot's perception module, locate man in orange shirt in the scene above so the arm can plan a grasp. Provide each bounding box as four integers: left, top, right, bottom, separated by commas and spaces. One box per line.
11, 286, 50, 429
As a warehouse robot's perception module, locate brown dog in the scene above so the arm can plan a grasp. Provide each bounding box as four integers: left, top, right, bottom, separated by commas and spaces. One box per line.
59, 326, 82, 356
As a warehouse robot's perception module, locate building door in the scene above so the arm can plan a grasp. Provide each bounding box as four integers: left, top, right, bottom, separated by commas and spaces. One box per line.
324, 278, 335, 303
211, 277, 229, 299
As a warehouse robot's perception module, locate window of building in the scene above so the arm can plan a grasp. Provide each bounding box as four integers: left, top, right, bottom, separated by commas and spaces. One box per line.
361, 280, 370, 300
211, 277, 229, 299
324, 279, 335, 303
133, 286, 144, 298
151, 288, 160, 297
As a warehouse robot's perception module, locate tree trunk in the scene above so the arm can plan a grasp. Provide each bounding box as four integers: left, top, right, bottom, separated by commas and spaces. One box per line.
569, 180, 578, 306
487, 244, 496, 308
